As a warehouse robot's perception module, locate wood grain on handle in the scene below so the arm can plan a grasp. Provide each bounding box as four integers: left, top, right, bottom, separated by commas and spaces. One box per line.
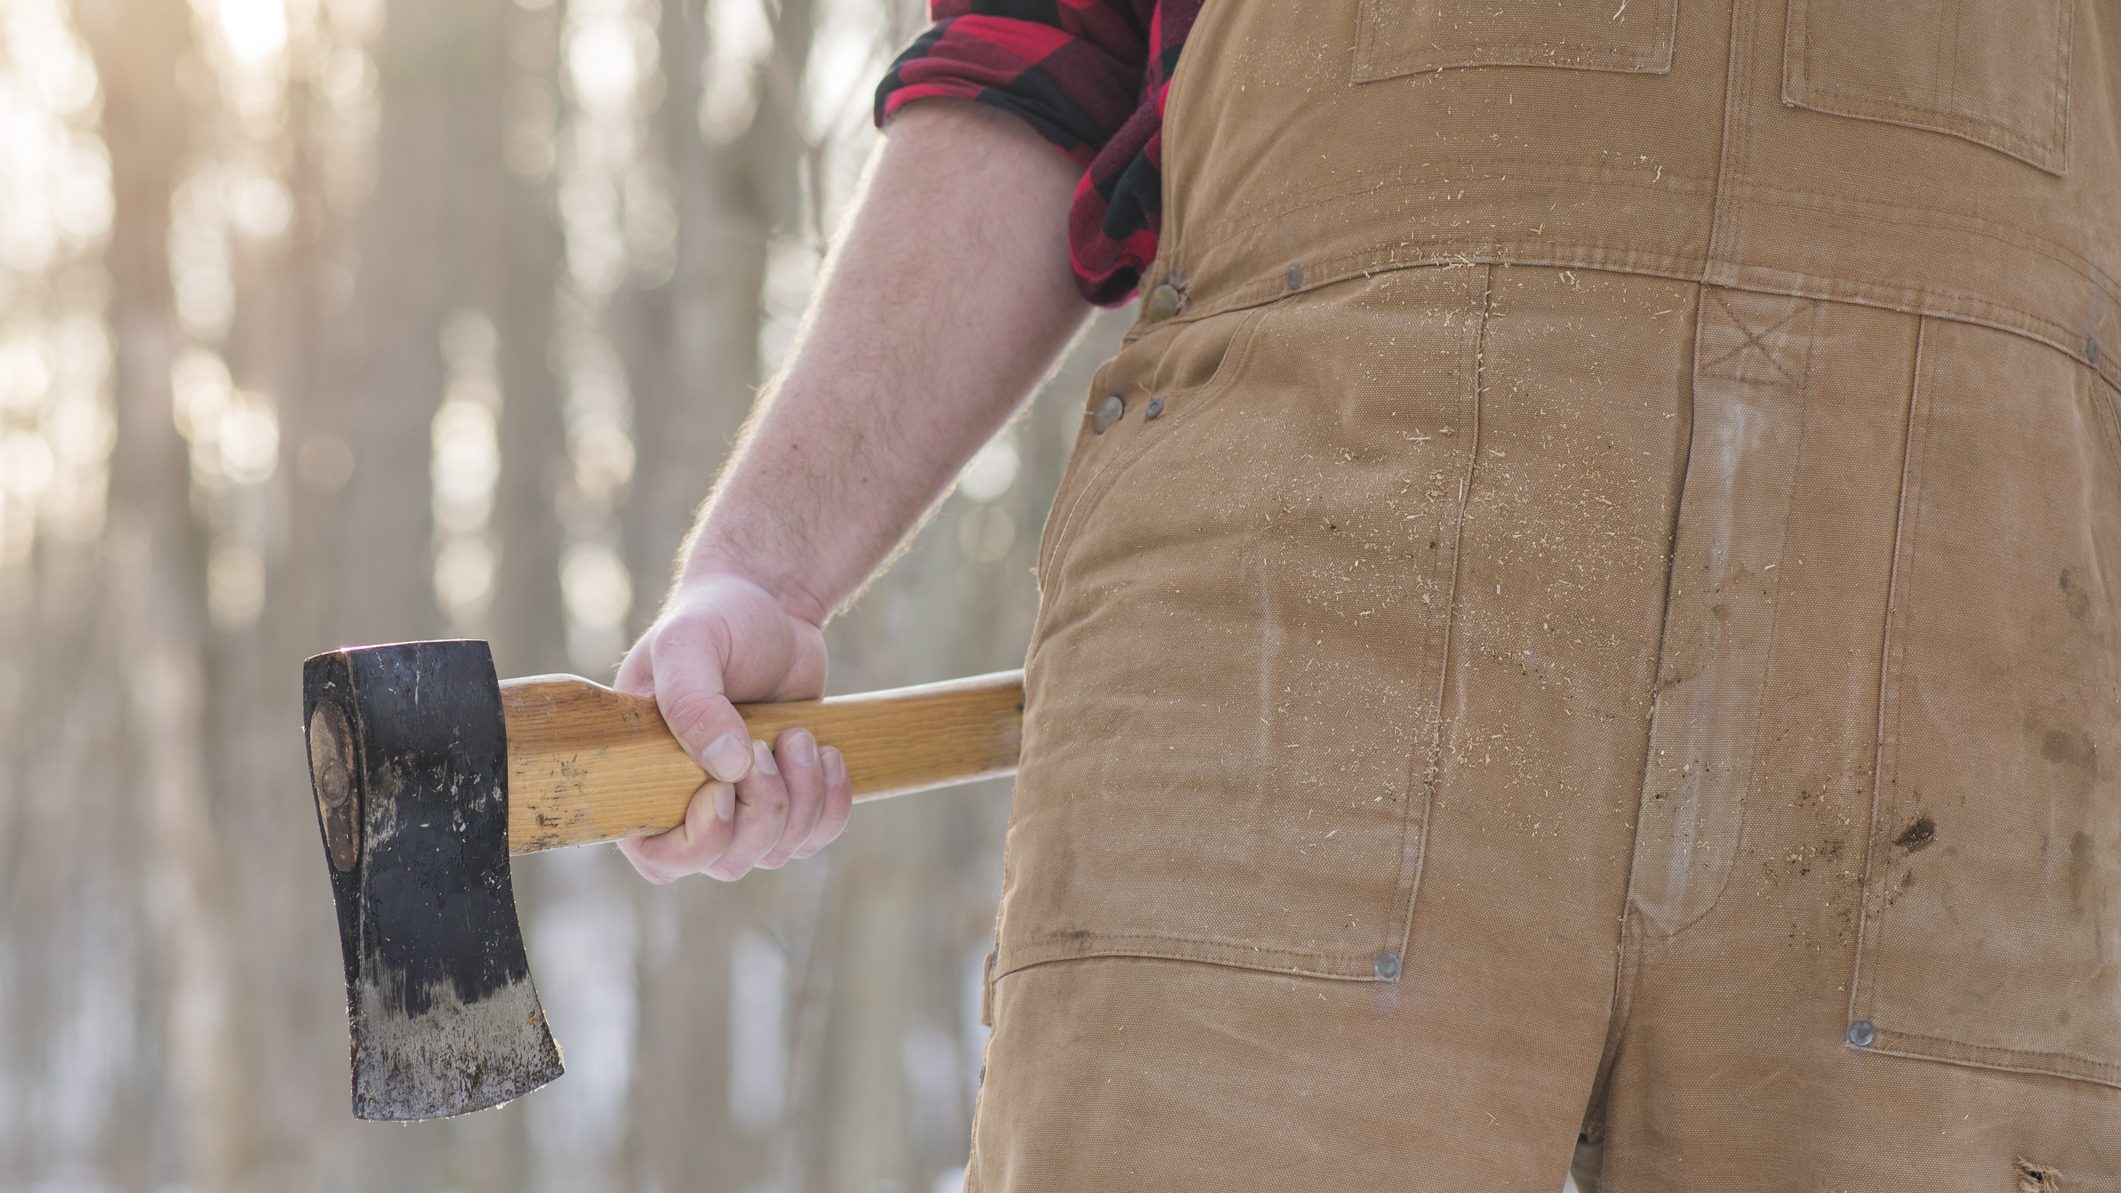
502, 670, 1024, 855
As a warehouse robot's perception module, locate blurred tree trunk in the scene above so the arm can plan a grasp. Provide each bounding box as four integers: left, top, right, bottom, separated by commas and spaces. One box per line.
76, 0, 259, 1186
486, 0, 570, 681
327, 0, 467, 646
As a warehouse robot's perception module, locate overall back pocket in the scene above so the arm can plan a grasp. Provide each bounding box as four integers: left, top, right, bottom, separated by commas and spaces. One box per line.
1854, 316, 2121, 1087
998, 265, 1492, 986
1354, 0, 1678, 83
1784, 0, 2073, 174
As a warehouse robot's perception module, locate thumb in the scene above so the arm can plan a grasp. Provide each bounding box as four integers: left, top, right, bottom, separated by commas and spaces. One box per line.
650, 626, 754, 785
613, 638, 655, 696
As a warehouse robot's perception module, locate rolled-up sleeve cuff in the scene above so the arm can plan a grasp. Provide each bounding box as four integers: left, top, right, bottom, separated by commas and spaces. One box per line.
874, 14, 1143, 168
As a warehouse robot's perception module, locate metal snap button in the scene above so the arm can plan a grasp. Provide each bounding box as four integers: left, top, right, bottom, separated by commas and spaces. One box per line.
1845, 1019, 1876, 1048
1373, 952, 1402, 981
1143, 398, 1164, 420
1285, 264, 1304, 291
1144, 282, 1183, 322
1091, 393, 1126, 433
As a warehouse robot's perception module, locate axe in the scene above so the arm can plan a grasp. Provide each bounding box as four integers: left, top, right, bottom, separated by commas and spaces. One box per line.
302, 639, 1022, 1122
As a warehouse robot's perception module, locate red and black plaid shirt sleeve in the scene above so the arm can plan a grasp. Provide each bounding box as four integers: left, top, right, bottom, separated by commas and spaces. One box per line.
875, 0, 1199, 307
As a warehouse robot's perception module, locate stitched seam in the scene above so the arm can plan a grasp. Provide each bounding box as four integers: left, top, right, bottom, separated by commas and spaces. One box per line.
1699, 292, 1809, 384
1784, 92, 2062, 172
1715, 251, 2103, 376
1183, 165, 2111, 312
1359, 46, 1672, 77
1695, 292, 1757, 378
1936, 0, 1960, 123
1790, 83, 2057, 154
1723, 0, 1760, 257
1730, 180, 2114, 298
1163, 225, 2113, 385
1784, 0, 1812, 106
1195, 158, 1717, 251
1740, 304, 1810, 384
2057, 0, 2075, 173
995, 934, 1381, 981
1853, 318, 1934, 1030
1868, 1028, 2121, 1091
1154, 239, 2106, 388
2086, 355, 2121, 469
1128, 241, 1714, 348
1386, 265, 1490, 961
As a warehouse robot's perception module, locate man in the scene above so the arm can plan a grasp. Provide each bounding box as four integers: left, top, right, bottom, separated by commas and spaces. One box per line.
618, 0, 2121, 1188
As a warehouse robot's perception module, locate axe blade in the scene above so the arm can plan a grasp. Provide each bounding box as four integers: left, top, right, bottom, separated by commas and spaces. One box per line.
304, 639, 562, 1121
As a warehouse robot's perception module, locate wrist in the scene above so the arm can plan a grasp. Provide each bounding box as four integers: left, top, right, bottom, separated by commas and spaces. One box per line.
676, 547, 835, 629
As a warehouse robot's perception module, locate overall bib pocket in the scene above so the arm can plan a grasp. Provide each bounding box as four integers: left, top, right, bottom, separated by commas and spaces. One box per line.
1783, 0, 2073, 174
1353, 0, 1678, 84
997, 266, 1492, 989
1854, 316, 2121, 1088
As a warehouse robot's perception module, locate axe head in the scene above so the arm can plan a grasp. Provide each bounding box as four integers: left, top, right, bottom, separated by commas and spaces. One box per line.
303, 639, 562, 1121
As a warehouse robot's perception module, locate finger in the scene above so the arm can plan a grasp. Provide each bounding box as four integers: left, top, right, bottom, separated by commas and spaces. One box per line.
791, 745, 853, 860
650, 627, 753, 784
618, 779, 737, 883
757, 729, 824, 870
707, 740, 792, 880
616, 835, 674, 885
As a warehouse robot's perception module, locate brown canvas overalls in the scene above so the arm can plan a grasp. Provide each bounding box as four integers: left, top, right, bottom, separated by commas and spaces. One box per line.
979, 0, 2121, 1187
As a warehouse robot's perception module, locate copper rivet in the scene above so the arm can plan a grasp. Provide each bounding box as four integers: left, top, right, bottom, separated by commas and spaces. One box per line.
1144, 398, 1164, 420
1145, 282, 1183, 322
1845, 1019, 1876, 1048
1091, 393, 1126, 433
1373, 952, 1402, 981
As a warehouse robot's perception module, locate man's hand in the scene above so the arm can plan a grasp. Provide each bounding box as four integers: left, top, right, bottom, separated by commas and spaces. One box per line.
614, 573, 853, 883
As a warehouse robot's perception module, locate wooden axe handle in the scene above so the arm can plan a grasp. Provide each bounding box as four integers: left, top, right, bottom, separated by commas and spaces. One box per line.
501, 670, 1024, 855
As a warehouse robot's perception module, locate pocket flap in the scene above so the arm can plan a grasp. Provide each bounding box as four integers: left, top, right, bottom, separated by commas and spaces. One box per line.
1354, 0, 1678, 83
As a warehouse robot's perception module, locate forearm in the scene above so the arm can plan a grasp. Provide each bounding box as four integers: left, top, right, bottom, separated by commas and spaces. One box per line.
677, 101, 1091, 624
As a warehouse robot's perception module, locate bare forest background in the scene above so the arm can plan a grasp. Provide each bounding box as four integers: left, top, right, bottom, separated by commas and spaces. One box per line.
0, 0, 1127, 1187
